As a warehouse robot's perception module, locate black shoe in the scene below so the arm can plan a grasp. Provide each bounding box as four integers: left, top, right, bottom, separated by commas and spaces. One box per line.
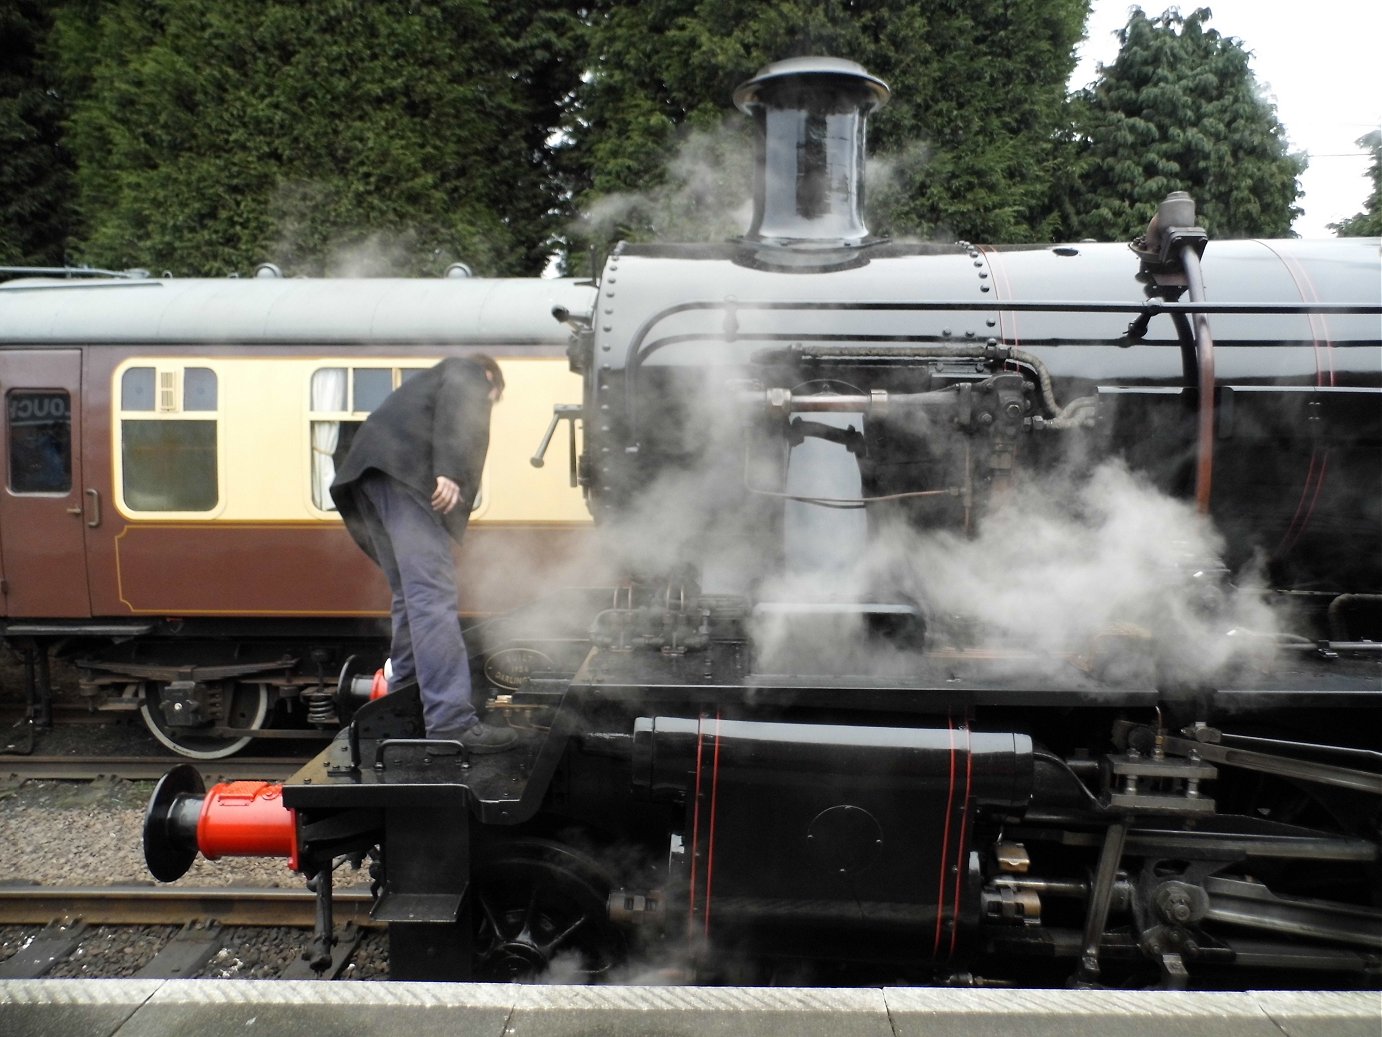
432, 721, 518, 754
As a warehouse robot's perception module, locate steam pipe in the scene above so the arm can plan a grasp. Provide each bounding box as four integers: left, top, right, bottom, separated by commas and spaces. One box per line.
620, 296, 1378, 440
749, 389, 890, 413
992, 877, 1094, 898
1181, 243, 1216, 514
754, 343, 1063, 417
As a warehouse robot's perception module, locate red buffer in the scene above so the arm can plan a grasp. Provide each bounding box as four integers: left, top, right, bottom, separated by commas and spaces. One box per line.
144, 764, 298, 881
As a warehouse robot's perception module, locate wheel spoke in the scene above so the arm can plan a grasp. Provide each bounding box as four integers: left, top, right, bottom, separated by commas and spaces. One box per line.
517, 884, 541, 938
536, 912, 587, 960
475, 891, 507, 941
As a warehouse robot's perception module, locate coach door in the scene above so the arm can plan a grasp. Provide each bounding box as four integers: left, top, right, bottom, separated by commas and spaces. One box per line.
0, 350, 91, 617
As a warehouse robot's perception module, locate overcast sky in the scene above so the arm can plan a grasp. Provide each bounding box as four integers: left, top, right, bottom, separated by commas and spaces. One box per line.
1073, 1, 1381, 237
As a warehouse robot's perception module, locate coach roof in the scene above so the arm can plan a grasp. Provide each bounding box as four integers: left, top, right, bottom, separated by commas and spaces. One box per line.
0, 276, 595, 346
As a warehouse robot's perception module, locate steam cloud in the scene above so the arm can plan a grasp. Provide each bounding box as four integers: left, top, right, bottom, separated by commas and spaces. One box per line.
268, 181, 473, 276
503, 365, 1287, 688
573, 123, 951, 248
885, 461, 1282, 681
575, 120, 755, 247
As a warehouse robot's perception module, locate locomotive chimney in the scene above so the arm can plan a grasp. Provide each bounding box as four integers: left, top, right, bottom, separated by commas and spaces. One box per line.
734, 56, 889, 248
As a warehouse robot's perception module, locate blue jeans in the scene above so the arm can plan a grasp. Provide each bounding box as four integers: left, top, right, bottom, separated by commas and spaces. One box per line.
355, 472, 476, 735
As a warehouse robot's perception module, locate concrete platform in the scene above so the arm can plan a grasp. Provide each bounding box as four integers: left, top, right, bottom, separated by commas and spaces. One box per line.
2, 981, 1379, 1037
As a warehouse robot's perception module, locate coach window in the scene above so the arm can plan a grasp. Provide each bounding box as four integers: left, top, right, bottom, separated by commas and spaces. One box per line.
7, 390, 72, 494
309, 365, 429, 510
118, 364, 219, 512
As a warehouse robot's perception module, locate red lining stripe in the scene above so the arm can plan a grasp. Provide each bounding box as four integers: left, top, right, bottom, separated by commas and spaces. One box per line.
980, 246, 1019, 350
703, 712, 723, 937
688, 716, 706, 923
948, 721, 974, 959
1260, 243, 1335, 558
1276, 449, 1330, 557
1273, 247, 1336, 389
932, 713, 958, 956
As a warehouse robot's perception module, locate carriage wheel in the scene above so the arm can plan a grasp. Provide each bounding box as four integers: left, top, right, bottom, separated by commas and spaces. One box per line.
139, 680, 270, 760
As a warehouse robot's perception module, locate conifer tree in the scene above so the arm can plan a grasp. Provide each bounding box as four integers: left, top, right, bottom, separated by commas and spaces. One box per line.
0, 0, 74, 267
1062, 7, 1304, 241
1330, 131, 1382, 237
569, 0, 1089, 254
53, 0, 582, 276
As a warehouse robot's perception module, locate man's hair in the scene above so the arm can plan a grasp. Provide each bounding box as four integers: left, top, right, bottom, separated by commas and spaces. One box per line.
473, 353, 504, 400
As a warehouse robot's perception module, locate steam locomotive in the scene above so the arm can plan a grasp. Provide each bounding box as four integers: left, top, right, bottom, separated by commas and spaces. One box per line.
142, 58, 1380, 988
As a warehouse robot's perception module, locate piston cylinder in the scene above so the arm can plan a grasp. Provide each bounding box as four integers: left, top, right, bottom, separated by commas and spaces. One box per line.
633, 716, 1032, 809
631, 716, 1033, 954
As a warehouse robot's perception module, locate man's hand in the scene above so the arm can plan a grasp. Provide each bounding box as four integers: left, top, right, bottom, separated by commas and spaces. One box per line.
432, 476, 462, 514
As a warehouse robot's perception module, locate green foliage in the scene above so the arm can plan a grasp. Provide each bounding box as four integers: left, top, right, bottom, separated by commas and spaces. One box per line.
1330, 131, 1382, 237
1062, 7, 1304, 240
53, 0, 583, 276
0, 0, 74, 267
569, 0, 1090, 255
18, 1, 1326, 273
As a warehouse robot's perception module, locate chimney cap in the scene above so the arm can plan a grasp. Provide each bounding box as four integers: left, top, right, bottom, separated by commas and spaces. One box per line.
733, 56, 890, 113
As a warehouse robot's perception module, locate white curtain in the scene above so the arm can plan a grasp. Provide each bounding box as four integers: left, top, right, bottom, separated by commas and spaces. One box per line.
310, 367, 348, 509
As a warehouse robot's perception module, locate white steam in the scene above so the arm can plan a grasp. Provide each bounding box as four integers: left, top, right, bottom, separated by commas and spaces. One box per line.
576, 120, 755, 245
915, 463, 1277, 667
266, 181, 442, 276
751, 457, 1284, 684
467, 348, 1285, 688
863, 141, 961, 243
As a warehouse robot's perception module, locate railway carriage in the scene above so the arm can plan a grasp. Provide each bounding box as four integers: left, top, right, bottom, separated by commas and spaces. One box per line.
0, 274, 597, 756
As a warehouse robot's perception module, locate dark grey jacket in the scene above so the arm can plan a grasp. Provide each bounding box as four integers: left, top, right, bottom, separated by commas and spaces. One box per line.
330, 357, 493, 559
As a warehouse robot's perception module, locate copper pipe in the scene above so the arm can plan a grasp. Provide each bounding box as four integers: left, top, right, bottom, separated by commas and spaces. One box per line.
1181, 245, 1215, 514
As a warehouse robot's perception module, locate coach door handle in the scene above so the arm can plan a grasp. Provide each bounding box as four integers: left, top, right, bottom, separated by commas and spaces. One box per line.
68, 490, 99, 526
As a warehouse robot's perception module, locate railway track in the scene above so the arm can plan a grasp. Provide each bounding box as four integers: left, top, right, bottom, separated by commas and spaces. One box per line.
0, 885, 382, 980
0, 884, 375, 927
0, 755, 307, 783
0, 704, 117, 726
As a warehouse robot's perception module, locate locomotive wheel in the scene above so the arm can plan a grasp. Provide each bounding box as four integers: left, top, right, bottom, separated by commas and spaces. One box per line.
471, 838, 625, 982
139, 681, 270, 760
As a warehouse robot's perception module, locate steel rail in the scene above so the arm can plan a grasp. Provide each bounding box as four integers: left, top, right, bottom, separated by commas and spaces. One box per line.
0, 884, 380, 928
0, 756, 306, 783
0, 704, 127, 724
